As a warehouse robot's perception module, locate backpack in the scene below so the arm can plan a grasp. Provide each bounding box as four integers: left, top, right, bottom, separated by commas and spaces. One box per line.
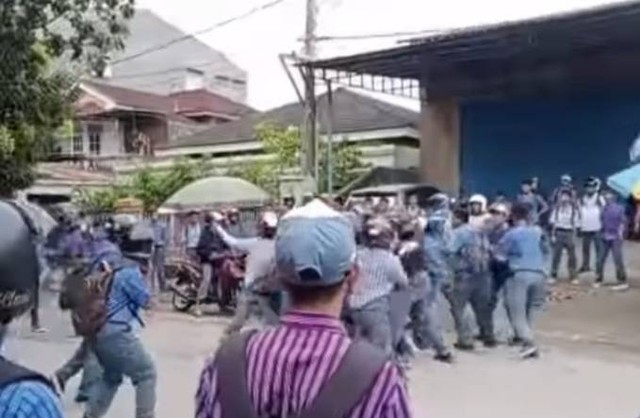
215, 331, 388, 418
0, 357, 55, 392
67, 267, 115, 337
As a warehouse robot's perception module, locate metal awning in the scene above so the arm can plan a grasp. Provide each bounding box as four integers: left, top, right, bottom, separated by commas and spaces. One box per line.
303, 1, 640, 99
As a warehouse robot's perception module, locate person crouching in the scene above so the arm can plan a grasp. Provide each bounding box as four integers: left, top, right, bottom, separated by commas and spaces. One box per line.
349, 217, 409, 356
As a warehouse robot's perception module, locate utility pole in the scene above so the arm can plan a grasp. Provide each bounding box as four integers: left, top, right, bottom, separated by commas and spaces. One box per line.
302, 0, 318, 186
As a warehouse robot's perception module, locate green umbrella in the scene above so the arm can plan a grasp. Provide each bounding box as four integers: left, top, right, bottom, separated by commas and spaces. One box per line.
160, 176, 271, 212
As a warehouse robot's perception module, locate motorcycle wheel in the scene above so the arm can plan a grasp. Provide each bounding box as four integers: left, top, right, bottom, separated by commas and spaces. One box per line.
172, 290, 195, 312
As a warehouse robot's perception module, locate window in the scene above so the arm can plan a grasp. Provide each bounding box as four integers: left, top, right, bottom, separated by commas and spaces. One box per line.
72, 123, 83, 154
88, 124, 102, 156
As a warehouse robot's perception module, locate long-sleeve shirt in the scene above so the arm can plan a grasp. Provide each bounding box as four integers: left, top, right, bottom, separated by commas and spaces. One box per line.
101, 264, 150, 335
450, 224, 490, 275
0, 380, 64, 418
349, 247, 408, 309
196, 311, 411, 418
215, 226, 275, 288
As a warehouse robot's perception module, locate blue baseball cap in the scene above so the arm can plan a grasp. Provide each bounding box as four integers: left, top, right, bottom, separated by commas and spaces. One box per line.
276, 199, 356, 287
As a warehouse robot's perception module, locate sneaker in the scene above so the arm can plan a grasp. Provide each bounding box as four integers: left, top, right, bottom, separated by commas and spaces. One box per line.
571, 278, 580, 285
611, 283, 630, 291
31, 326, 47, 334
454, 342, 475, 352
433, 352, 455, 364
592, 282, 602, 289
193, 307, 203, 318
578, 267, 591, 274
520, 345, 540, 360
547, 278, 557, 285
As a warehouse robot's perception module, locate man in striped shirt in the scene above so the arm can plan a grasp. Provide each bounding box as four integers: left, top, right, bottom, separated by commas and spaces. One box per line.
196, 199, 411, 418
349, 217, 409, 356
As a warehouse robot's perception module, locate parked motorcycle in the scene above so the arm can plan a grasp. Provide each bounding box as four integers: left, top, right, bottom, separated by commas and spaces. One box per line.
167, 253, 245, 314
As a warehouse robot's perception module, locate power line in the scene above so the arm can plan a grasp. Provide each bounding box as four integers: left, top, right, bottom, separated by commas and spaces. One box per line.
112, 0, 291, 66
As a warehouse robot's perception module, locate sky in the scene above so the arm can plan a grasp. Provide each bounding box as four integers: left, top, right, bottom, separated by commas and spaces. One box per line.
138, 0, 620, 110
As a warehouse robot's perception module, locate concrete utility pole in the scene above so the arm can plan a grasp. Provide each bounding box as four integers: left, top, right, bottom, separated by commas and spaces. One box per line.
302, 0, 318, 184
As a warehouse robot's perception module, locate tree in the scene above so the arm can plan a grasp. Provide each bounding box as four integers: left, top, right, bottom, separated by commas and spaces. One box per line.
74, 159, 209, 214
0, 0, 135, 197
228, 123, 368, 196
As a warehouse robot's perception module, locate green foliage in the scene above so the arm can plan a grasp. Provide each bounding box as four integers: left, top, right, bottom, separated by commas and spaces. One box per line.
235, 123, 368, 196
0, 0, 135, 197
226, 160, 278, 197
74, 159, 209, 214
73, 185, 128, 215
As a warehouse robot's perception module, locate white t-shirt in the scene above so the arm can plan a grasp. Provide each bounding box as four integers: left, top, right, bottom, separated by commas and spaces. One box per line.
580, 194, 604, 232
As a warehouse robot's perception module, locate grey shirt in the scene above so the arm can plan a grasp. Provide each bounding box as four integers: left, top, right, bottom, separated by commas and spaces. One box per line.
215, 226, 275, 288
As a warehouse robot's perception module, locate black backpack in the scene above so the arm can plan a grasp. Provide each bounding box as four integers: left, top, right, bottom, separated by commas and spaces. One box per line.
0, 357, 55, 392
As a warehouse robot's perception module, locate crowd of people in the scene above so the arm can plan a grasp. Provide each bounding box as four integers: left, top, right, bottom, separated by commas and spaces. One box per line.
0, 173, 633, 417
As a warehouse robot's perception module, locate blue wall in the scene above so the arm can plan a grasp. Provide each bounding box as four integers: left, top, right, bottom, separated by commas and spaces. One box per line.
461, 92, 640, 197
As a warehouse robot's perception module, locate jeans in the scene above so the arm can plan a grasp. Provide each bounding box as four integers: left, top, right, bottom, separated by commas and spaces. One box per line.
551, 229, 577, 279
56, 339, 103, 399
580, 231, 602, 271
504, 271, 546, 346
409, 276, 448, 355
596, 239, 627, 283
447, 272, 494, 345
151, 246, 166, 292
351, 296, 393, 356
85, 331, 157, 418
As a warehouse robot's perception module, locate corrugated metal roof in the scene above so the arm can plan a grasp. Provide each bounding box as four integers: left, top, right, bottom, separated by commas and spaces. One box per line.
306, 0, 640, 82
158, 88, 419, 149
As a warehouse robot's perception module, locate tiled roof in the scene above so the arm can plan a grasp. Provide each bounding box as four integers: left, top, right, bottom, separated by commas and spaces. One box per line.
169, 89, 253, 118
81, 81, 251, 120
158, 89, 419, 149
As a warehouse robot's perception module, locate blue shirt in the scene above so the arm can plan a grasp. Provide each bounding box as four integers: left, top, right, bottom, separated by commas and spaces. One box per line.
0, 381, 64, 418
450, 224, 489, 275
102, 265, 150, 335
497, 225, 550, 273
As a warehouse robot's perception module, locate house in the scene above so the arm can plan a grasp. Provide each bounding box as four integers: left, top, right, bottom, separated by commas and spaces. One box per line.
303, 1, 640, 196
27, 80, 252, 203
97, 9, 248, 104
154, 88, 421, 172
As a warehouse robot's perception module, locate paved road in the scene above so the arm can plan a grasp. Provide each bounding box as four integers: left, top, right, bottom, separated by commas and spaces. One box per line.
5, 292, 640, 418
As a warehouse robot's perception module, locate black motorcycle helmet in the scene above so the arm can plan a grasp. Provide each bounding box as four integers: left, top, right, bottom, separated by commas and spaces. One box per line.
0, 201, 40, 324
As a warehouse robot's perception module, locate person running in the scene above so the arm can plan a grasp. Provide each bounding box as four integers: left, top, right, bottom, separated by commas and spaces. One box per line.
0, 200, 64, 418
595, 189, 629, 290
196, 199, 411, 418
497, 203, 550, 359
82, 243, 156, 418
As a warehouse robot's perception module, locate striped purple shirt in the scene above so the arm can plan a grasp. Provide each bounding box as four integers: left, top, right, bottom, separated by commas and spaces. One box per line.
196, 311, 412, 418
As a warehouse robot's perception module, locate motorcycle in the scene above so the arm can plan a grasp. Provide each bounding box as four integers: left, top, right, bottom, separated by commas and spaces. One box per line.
167, 252, 245, 314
